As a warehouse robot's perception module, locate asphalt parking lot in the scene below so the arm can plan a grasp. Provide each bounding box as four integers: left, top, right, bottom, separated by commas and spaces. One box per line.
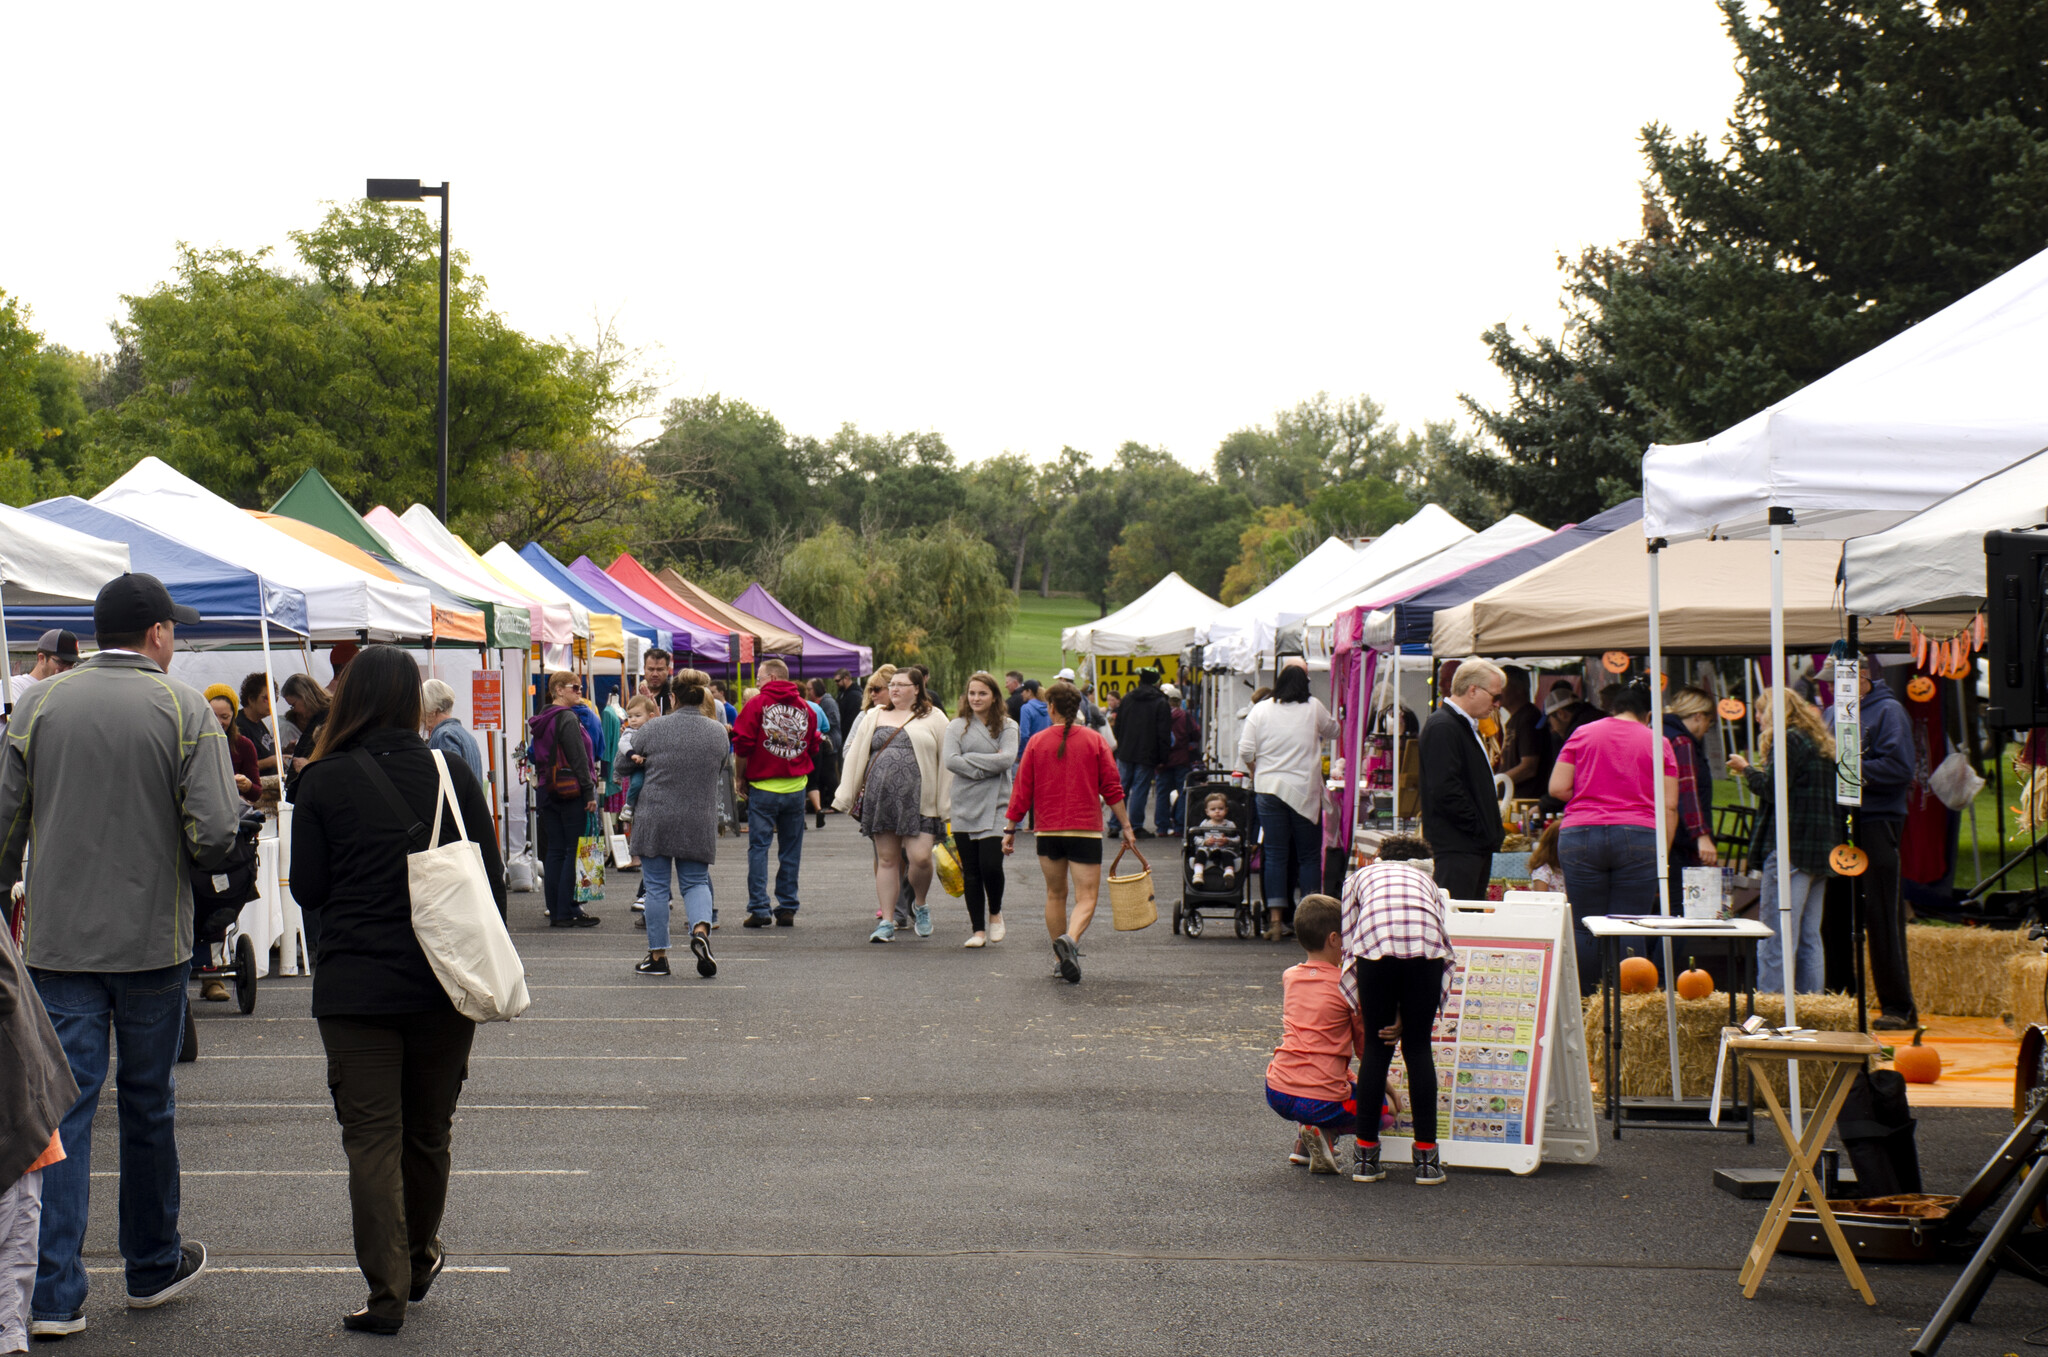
47, 820, 2048, 1355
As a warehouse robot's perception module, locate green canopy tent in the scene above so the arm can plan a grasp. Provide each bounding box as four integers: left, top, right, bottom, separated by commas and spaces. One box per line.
271, 469, 530, 651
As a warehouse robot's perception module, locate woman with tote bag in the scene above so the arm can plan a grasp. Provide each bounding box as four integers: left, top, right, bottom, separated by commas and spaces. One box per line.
291, 646, 508, 1335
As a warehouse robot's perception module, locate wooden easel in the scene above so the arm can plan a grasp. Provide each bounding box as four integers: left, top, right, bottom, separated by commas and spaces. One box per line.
1729, 1029, 1883, 1306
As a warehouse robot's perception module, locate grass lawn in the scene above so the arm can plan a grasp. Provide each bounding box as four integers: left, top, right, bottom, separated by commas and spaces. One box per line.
996, 594, 1101, 683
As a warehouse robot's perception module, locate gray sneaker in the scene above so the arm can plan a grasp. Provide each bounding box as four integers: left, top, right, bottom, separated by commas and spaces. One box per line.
128, 1241, 208, 1308
1053, 934, 1081, 984
1413, 1146, 1447, 1186
913, 904, 933, 937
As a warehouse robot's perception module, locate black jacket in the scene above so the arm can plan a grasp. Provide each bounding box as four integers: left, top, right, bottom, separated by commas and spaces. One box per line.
1113, 683, 1173, 767
1419, 705, 1503, 856
837, 684, 864, 739
290, 728, 507, 1018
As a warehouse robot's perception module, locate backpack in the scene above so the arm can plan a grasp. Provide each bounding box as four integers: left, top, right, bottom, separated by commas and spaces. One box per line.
527, 709, 585, 800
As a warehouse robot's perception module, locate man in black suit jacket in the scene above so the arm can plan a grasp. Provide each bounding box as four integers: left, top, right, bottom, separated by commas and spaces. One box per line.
1418, 658, 1508, 900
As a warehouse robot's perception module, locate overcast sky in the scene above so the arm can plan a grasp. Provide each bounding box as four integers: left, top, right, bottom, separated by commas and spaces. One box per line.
8, 3, 1741, 475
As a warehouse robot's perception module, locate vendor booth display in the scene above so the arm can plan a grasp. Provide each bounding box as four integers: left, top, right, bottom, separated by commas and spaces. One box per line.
733, 583, 873, 676
610, 555, 804, 658
1060, 570, 1225, 658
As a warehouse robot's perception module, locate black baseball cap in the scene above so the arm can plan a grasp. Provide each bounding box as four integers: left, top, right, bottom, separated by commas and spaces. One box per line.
34, 629, 80, 662
94, 573, 201, 638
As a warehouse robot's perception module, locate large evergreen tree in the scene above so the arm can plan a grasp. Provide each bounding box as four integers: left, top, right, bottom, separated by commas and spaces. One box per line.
1463, 0, 2048, 524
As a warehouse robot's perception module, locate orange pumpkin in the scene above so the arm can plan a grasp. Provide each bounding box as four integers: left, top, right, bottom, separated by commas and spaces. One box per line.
1601, 651, 1631, 674
1676, 957, 1713, 1001
1619, 955, 1660, 994
1907, 675, 1936, 702
1718, 697, 1746, 720
1830, 844, 1870, 877
1894, 1027, 1942, 1084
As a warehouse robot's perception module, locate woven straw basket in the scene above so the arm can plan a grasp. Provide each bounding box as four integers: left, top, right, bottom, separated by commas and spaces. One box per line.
1108, 844, 1157, 931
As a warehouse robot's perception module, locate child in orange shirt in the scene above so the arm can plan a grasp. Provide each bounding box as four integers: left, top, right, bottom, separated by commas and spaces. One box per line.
2, 922, 78, 1350
1264, 896, 1366, 1173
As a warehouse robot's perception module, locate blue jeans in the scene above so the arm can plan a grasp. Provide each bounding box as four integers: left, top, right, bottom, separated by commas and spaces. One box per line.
1757, 853, 1827, 995
746, 787, 806, 917
1255, 793, 1321, 913
643, 857, 714, 950
30, 962, 191, 1321
1114, 762, 1157, 832
1266, 1081, 1362, 1137
1558, 823, 1661, 984
1154, 765, 1188, 835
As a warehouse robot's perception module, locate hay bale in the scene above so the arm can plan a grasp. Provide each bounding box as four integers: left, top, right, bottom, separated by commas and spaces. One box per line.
1582, 990, 1862, 1105
2008, 953, 2048, 1032
1907, 925, 2030, 1017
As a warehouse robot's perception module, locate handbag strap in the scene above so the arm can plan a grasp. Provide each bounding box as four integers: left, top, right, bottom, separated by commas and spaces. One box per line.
351, 748, 429, 852
1109, 842, 1150, 876
428, 751, 469, 845
856, 719, 909, 796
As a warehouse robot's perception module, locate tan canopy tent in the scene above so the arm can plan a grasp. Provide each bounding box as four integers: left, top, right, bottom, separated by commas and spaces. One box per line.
1431, 525, 1846, 655
655, 567, 803, 657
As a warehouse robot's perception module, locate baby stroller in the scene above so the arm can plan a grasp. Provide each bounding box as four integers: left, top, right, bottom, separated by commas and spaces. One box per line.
179, 809, 267, 1062
1173, 768, 1256, 939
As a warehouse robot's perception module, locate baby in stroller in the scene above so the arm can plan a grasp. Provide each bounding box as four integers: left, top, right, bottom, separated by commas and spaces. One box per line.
1189, 792, 1243, 890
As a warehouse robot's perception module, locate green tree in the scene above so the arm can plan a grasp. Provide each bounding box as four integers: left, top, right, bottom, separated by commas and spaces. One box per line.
964, 452, 1046, 590
0, 291, 43, 503
1464, 0, 2048, 523
1219, 503, 1313, 605
646, 394, 822, 563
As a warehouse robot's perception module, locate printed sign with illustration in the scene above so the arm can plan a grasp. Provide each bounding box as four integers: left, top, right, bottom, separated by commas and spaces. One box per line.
1094, 654, 1179, 703
1384, 937, 1554, 1148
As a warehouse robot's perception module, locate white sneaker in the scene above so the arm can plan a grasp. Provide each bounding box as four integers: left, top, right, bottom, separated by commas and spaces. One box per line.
989, 915, 1006, 943
31, 1315, 86, 1337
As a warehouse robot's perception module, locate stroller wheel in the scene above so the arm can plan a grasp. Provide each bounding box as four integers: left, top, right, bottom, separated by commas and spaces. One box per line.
1171, 899, 1183, 935
1234, 910, 1253, 940
234, 935, 259, 1014
1183, 909, 1204, 939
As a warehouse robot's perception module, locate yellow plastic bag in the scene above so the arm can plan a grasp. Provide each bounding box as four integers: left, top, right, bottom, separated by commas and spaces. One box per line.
933, 833, 966, 898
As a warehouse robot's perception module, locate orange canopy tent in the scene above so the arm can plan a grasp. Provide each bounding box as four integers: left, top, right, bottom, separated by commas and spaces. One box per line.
645, 563, 803, 656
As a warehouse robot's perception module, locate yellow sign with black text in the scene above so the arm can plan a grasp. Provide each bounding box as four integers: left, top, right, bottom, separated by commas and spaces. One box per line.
1094, 655, 1179, 703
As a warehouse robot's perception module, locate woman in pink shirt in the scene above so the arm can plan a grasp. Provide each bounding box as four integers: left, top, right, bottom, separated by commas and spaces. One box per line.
1548, 680, 1678, 985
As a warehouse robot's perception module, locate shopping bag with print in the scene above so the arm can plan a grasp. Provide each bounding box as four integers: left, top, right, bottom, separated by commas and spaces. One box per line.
575, 812, 607, 902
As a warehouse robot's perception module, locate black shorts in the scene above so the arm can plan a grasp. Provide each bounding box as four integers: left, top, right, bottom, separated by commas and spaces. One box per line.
1035, 834, 1103, 865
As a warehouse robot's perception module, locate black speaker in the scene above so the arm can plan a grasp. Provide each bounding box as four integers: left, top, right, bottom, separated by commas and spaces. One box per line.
1985, 529, 2048, 727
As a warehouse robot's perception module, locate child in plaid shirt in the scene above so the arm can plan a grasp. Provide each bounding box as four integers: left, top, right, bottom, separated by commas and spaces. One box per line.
1341, 834, 1455, 1186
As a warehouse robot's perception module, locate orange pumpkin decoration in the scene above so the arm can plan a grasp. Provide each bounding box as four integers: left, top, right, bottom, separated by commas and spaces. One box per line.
1894, 1028, 1941, 1084
1829, 844, 1869, 877
1718, 697, 1746, 720
1676, 957, 1713, 1001
1601, 651, 1631, 674
1618, 955, 1660, 994
1907, 675, 1936, 702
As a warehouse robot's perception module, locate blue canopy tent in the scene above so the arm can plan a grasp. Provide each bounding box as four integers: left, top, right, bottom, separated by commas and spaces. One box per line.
13, 497, 311, 644
516, 543, 666, 650
1368, 499, 1644, 647
566, 556, 732, 666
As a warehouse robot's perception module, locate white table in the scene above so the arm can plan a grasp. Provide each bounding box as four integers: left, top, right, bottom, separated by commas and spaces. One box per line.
1583, 916, 1773, 1139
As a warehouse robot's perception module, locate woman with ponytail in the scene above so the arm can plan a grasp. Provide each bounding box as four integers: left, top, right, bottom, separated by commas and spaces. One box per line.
1003, 680, 1135, 984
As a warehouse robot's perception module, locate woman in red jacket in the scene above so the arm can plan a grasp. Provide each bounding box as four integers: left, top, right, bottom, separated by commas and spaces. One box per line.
1003, 681, 1136, 984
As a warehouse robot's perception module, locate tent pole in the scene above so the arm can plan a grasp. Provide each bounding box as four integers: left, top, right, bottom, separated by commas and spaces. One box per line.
1769, 509, 1802, 1133
0, 581, 12, 719
1648, 542, 1683, 1103
1390, 656, 1403, 834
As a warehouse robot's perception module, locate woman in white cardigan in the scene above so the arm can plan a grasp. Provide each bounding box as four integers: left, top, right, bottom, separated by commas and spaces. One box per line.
834, 668, 952, 941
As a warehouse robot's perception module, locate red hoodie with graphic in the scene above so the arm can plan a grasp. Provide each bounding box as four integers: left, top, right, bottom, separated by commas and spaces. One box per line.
731, 678, 821, 784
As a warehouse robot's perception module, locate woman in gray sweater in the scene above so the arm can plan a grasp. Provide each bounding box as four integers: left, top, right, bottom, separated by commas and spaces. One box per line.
623, 669, 733, 978
943, 672, 1019, 947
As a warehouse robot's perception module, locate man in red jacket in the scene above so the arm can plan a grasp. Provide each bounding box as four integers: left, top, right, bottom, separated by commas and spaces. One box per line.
731, 659, 821, 927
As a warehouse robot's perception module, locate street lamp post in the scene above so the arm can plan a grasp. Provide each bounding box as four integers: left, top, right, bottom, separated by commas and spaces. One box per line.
365, 178, 451, 523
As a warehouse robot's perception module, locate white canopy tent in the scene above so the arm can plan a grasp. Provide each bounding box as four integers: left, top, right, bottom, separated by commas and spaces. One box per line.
393, 504, 583, 649
94, 458, 434, 640
1060, 571, 1225, 656
1300, 513, 1550, 655
1198, 536, 1359, 673
1282, 504, 1474, 637
1641, 246, 2048, 1124
0, 503, 131, 713
1841, 445, 2048, 616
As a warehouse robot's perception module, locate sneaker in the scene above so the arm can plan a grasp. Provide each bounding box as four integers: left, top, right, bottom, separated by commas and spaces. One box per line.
1289, 1126, 1314, 1166
571, 913, 602, 928
635, 953, 670, 976
989, 915, 1005, 943
774, 908, 796, 927
632, 897, 646, 912
1413, 1145, 1447, 1186
870, 919, 896, 944
1134, 827, 1155, 840
30, 1314, 86, 1338
1053, 934, 1081, 984
1351, 1143, 1385, 1183
964, 933, 986, 948
200, 979, 230, 1002
127, 1241, 209, 1308
913, 904, 933, 937
743, 913, 774, 929
690, 931, 717, 977
1305, 1126, 1341, 1175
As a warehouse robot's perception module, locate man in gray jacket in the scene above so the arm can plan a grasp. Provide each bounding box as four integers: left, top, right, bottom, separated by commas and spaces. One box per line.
0, 573, 241, 1338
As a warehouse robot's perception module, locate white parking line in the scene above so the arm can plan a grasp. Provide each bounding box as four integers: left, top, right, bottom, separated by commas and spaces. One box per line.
202, 1054, 694, 1061
182, 1103, 647, 1110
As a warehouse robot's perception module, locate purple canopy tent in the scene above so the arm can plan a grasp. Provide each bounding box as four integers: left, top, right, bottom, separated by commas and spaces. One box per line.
733, 584, 873, 676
